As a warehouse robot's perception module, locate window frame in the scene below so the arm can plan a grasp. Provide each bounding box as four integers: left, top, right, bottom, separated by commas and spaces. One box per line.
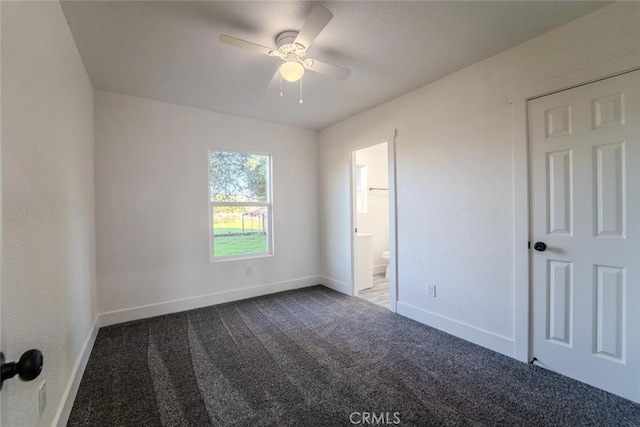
208, 148, 274, 262
356, 164, 368, 213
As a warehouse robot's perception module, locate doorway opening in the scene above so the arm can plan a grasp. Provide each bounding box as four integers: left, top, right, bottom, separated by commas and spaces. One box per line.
351, 140, 396, 311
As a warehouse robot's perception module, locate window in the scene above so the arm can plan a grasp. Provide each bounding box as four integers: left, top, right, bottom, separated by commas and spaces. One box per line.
356, 164, 367, 213
209, 150, 272, 260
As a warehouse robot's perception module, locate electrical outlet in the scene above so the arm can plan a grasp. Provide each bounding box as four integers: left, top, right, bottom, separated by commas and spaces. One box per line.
245, 266, 253, 277
38, 381, 46, 416
428, 284, 436, 298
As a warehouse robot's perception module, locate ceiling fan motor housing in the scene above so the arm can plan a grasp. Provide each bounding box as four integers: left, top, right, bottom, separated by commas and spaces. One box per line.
276, 31, 300, 49
274, 31, 307, 63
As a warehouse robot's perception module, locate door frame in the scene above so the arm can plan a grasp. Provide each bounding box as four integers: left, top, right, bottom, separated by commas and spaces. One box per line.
0, 2, 5, 422
508, 52, 640, 363
350, 132, 399, 312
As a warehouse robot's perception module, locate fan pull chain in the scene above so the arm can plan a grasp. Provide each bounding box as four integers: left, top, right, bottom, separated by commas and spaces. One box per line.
279, 75, 283, 97
299, 78, 303, 104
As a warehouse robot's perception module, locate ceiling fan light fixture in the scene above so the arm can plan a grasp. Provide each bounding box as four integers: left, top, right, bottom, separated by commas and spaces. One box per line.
279, 60, 305, 82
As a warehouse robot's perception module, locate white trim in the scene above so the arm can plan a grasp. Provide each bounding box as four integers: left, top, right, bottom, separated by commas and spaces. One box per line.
98, 276, 320, 327
397, 302, 515, 358
0, 1, 3, 422
208, 150, 274, 262
373, 264, 387, 275
211, 201, 270, 207
350, 135, 399, 313
508, 52, 640, 363
388, 130, 399, 313
319, 275, 352, 296
211, 252, 274, 263
53, 317, 99, 427
350, 149, 358, 299
511, 97, 531, 363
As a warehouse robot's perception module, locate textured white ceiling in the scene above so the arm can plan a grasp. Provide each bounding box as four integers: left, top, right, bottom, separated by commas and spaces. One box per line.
60, 1, 607, 130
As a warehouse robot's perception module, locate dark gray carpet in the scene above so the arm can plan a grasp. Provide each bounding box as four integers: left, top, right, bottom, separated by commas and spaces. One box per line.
69, 285, 640, 426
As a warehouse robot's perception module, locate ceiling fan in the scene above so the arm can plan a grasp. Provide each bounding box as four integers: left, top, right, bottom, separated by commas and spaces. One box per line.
219, 5, 351, 103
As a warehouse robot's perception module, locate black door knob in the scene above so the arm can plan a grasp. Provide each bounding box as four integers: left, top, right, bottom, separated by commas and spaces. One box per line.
0, 349, 43, 390
533, 242, 547, 252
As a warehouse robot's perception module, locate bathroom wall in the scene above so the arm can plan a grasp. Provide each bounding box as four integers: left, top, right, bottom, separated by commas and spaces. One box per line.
355, 142, 389, 273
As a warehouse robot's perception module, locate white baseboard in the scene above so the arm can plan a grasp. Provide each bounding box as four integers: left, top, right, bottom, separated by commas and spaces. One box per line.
319, 275, 352, 296
98, 276, 321, 327
397, 302, 515, 358
373, 264, 387, 275
54, 316, 99, 427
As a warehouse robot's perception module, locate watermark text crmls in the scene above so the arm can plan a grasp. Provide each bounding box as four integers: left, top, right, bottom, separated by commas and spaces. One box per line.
349, 412, 401, 425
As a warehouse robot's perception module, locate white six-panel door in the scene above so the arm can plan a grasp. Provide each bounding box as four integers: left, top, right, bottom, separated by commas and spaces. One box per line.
529, 70, 640, 402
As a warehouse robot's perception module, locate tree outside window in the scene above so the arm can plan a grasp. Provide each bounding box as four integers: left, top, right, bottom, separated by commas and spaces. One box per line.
209, 150, 272, 259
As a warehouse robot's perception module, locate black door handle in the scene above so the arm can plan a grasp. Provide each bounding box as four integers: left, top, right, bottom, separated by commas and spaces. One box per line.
0, 350, 43, 390
533, 242, 547, 252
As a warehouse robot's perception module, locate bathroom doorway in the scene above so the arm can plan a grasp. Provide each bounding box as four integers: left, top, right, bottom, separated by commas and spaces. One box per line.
351, 139, 397, 311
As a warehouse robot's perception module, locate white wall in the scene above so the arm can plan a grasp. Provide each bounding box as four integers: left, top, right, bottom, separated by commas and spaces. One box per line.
1, 2, 97, 426
355, 143, 389, 272
319, 2, 640, 356
94, 91, 319, 321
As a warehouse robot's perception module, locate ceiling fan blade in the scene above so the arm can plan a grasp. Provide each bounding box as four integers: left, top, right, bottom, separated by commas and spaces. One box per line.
219, 34, 275, 56
265, 66, 281, 91
305, 59, 351, 81
294, 6, 333, 49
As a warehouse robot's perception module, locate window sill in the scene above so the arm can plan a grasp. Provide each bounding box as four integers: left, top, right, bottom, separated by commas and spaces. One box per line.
210, 252, 274, 263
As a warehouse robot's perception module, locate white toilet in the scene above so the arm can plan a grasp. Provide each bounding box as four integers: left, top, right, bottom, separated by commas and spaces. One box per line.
382, 250, 390, 278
